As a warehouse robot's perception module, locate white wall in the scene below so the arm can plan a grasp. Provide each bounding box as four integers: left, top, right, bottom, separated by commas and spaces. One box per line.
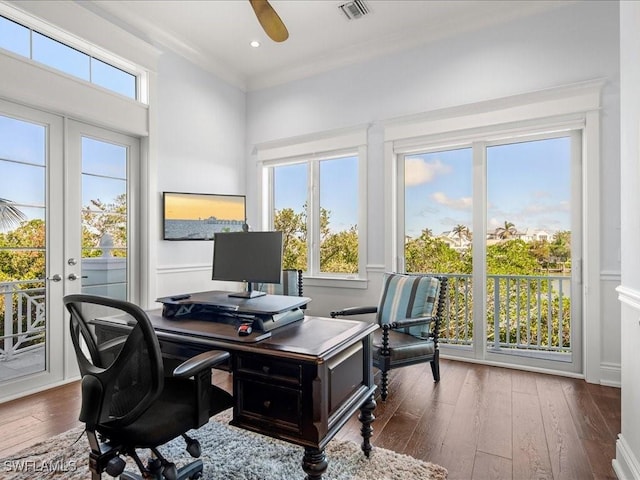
614, 2, 640, 478
154, 51, 247, 300
246, 1, 621, 384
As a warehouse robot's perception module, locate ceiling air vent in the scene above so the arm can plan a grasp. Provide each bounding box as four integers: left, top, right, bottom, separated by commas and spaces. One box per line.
339, 0, 370, 20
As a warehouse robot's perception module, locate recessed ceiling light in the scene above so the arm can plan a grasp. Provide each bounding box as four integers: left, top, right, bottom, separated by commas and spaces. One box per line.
250, 40, 260, 48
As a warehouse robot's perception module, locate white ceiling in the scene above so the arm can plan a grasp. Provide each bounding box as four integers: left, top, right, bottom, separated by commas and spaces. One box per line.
86, 0, 575, 92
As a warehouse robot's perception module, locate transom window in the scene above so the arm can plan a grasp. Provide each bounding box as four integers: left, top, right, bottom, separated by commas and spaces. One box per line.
0, 14, 137, 100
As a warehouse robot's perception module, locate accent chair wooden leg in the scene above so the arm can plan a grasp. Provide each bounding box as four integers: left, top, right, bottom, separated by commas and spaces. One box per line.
430, 350, 440, 382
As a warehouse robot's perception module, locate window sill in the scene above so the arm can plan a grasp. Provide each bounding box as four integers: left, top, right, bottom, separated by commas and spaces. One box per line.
303, 276, 368, 289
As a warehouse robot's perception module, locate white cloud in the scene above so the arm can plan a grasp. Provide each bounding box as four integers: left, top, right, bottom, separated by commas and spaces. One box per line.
431, 192, 472, 210
404, 158, 452, 186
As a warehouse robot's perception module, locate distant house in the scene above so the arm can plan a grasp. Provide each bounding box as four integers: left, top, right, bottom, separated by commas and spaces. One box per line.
438, 230, 471, 251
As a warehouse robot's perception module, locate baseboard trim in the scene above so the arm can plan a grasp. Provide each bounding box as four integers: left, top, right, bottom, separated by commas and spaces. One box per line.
600, 361, 621, 387
614, 434, 640, 480
0, 376, 79, 405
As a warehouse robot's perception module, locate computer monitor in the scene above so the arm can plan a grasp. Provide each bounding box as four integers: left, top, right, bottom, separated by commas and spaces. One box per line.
212, 231, 283, 298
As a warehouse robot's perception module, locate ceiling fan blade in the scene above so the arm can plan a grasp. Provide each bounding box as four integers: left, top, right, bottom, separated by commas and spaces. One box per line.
249, 0, 289, 43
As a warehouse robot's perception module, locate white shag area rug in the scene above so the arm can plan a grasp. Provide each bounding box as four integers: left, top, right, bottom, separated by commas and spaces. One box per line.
0, 409, 447, 479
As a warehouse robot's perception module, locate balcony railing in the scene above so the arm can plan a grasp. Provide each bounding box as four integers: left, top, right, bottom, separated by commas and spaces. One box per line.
438, 273, 571, 357
0, 272, 571, 373
0, 279, 46, 361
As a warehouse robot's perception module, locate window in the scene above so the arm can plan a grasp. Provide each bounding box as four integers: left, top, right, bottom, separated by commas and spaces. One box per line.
0, 15, 138, 100
259, 128, 367, 280
386, 81, 602, 377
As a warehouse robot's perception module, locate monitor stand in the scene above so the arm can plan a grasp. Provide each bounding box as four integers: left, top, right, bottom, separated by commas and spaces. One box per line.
228, 283, 266, 299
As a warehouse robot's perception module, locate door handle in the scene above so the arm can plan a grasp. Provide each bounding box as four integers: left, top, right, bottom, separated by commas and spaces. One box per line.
67, 273, 88, 281
46, 274, 62, 282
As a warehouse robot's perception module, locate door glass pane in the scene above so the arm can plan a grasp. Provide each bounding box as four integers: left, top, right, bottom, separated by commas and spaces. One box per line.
273, 163, 307, 271
319, 156, 358, 274
0, 115, 46, 381
403, 148, 473, 347
486, 137, 572, 361
81, 137, 127, 300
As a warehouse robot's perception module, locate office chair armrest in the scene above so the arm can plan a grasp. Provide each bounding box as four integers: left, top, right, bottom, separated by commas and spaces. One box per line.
173, 350, 231, 378
387, 315, 435, 329
330, 306, 378, 317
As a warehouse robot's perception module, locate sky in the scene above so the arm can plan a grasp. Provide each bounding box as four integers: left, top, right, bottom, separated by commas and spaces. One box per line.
404, 136, 572, 239
0, 115, 128, 227
0, 14, 572, 241
164, 193, 245, 221
273, 156, 359, 232
272, 136, 572, 239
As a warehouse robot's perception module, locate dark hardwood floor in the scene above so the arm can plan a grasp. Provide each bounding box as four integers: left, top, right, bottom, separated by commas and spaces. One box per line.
0, 360, 620, 479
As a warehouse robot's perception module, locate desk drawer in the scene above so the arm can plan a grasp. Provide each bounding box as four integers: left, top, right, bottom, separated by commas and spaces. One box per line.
237, 379, 302, 432
237, 356, 302, 385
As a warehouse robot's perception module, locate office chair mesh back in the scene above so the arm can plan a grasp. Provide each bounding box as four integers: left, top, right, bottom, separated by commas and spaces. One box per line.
106, 328, 152, 419
66, 295, 163, 429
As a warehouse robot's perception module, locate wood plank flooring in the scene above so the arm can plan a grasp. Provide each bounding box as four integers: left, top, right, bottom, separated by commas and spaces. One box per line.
0, 360, 620, 479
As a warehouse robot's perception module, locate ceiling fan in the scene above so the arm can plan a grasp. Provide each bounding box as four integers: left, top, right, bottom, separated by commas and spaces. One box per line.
249, 0, 289, 43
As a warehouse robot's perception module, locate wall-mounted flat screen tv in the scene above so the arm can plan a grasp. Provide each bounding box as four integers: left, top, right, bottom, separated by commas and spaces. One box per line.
163, 192, 246, 240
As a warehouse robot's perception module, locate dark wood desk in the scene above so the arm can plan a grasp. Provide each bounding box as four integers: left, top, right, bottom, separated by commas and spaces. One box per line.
96, 311, 377, 480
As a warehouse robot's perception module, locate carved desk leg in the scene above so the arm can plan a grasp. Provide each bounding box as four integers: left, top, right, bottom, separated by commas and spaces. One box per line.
302, 447, 328, 480
359, 393, 376, 457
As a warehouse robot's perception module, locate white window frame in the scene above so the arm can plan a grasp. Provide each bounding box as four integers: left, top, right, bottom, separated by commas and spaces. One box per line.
0, 3, 150, 104
383, 80, 603, 381
256, 126, 368, 288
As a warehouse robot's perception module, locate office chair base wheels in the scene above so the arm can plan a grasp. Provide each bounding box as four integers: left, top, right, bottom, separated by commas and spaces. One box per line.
105, 456, 126, 477
174, 459, 203, 480
183, 434, 201, 458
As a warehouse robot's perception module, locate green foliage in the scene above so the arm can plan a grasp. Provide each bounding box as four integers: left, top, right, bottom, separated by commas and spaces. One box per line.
405, 232, 468, 274
273, 206, 359, 273
0, 219, 46, 280
486, 239, 539, 275
321, 226, 358, 273
402, 226, 572, 352
81, 195, 127, 258
274, 207, 307, 270
0, 195, 129, 284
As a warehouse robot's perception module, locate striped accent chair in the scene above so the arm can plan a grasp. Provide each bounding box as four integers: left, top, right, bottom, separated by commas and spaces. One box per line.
331, 273, 448, 401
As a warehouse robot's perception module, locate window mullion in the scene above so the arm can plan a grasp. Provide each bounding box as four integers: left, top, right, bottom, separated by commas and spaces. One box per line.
472, 141, 487, 359
309, 160, 320, 275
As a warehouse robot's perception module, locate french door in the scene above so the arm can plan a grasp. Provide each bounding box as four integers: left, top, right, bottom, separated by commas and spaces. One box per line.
399, 129, 583, 375
0, 100, 138, 400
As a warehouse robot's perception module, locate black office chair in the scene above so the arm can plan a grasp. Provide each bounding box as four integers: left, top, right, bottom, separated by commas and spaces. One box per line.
64, 294, 234, 480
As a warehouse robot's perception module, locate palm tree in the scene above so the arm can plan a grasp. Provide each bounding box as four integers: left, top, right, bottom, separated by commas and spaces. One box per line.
0, 198, 26, 232
452, 224, 470, 247
495, 221, 517, 240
